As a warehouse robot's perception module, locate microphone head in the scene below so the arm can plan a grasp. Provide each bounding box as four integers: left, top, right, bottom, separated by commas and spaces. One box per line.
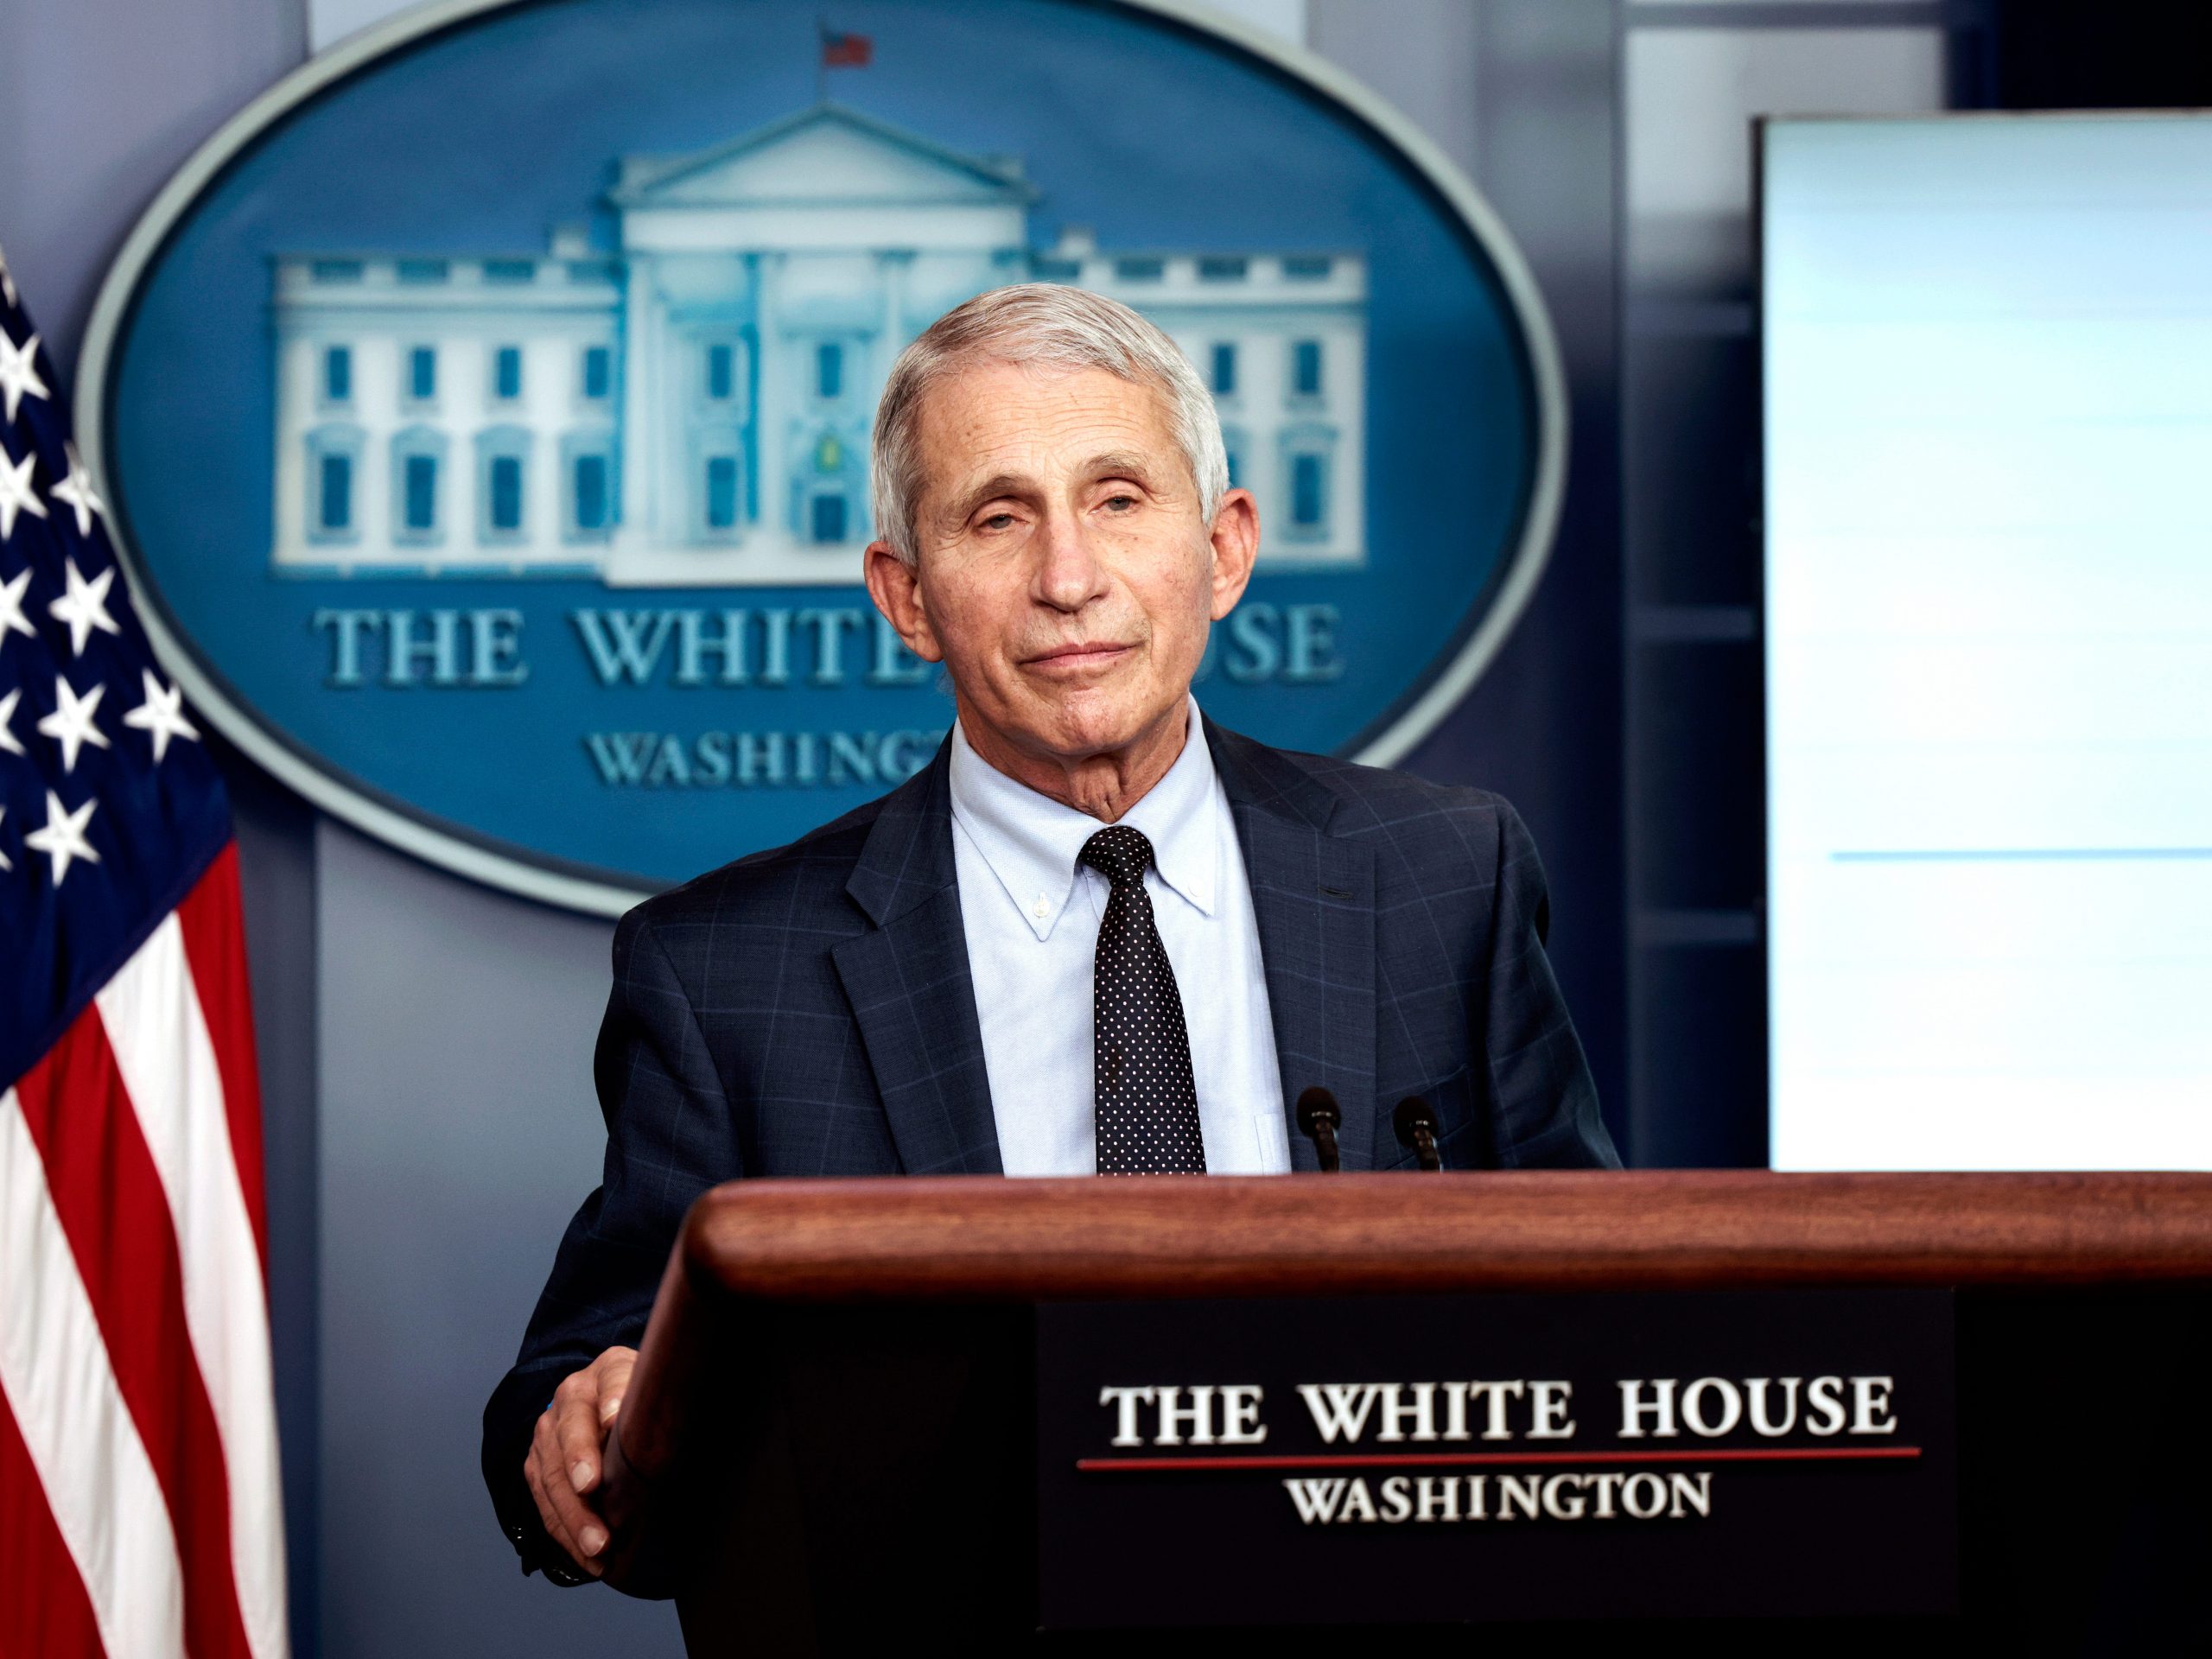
1393, 1095, 1438, 1147
1294, 1086, 1341, 1135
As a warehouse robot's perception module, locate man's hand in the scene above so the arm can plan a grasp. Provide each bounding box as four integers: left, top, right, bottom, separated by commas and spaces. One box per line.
523, 1345, 636, 1577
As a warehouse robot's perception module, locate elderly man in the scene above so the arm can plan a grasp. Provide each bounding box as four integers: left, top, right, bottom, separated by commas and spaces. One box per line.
483, 284, 1618, 1583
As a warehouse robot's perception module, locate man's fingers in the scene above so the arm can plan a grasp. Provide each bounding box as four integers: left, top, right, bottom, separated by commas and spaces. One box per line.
597, 1350, 637, 1427
524, 1440, 601, 1577
520, 1351, 636, 1577
523, 1447, 574, 1557
529, 1413, 607, 1573
527, 1416, 586, 1557
531, 1458, 605, 1572
554, 1382, 607, 1495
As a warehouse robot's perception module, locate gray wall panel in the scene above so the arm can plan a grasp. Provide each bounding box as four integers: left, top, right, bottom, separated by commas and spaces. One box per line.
1310, 0, 1482, 177
313, 822, 675, 1655
0, 0, 308, 386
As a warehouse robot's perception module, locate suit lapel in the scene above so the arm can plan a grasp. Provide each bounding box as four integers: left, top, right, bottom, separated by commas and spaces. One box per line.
833, 720, 1376, 1176
832, 741, 1004, 1175
1207, 721, 1379, 1171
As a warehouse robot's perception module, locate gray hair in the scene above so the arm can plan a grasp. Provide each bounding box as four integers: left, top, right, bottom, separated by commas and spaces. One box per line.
869, 283, 1229, 565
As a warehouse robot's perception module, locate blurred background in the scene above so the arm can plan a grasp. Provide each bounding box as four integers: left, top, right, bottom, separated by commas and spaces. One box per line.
4, 0, 2208, 1653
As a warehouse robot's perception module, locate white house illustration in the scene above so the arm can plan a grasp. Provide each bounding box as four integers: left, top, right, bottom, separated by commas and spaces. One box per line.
270, 104, 1365, 585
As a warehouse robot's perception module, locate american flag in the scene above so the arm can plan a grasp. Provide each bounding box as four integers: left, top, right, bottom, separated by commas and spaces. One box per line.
0, 244, 289, 1656
820, 25, 873, 68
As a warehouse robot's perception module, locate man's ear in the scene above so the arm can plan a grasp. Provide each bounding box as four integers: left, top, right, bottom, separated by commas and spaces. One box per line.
863, 540, 944, 664
1206, 487, 1261, 621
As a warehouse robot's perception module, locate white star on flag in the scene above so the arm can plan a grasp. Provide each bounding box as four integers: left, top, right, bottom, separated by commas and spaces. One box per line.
0, 566, 34, 649
48, 442, 107, 539
0, 446, 48, 540
37, 676, 110, 773
123, 668, 200, 762
0, 328, 50, 423
0, 685, 22, 755
23, 788, 99, 886
48, 556, 120, 656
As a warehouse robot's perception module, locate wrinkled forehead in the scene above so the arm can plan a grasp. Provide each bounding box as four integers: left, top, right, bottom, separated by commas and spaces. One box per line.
912, 356, 1184, 498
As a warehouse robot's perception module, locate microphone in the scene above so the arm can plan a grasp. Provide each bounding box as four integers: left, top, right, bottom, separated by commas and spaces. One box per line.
1393, 1096, 1443, 1172
1294, 1087, 1342, 1173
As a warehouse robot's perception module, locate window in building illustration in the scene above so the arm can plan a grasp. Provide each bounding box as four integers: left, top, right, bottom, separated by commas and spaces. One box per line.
704, 455, 739, 532
408, 346, 436, 402
483, 259, 535, 284
490, 458, 523, 531
573, 454, 608, 533
476, 427, 530, 543
815, 432, 843, 475
1291, 453, 1325, 528
817, 342, 843, 401
582, 346, 611, 401
1198, 257, 1248, 282
397, 258, 448, 284
404, 456, 437, 532
811, 493, 848, 545
306, 425, 362, 543
1114, 257, 1164, 282
319, 453, 352, 531
563, 433, 615, 541
706, 343, 734, 402
1280, 423, 1335, 541
493, 346, 523, 402
1282, 256, 1332, 280
391, 426, 446, 542
1211, 343, 1237, 397
323, 346, 352, 404
1292, 339, 1323, 398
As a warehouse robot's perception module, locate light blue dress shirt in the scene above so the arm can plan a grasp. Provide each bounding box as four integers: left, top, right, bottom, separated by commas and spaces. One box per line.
948, 699, 1290, 1176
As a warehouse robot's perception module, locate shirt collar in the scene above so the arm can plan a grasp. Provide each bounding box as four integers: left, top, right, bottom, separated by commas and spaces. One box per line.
948, 696, 1222, 942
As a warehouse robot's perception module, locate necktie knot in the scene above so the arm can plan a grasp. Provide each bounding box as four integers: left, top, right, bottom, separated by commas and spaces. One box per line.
1079, 823, 1154, 890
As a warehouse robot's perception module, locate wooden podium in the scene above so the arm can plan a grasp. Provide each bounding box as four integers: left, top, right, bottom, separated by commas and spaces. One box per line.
599, 1173, 2212, 1654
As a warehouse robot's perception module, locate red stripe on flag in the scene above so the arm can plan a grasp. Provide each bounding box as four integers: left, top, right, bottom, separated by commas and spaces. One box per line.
16, 1014, 255, 1659
0, 1382, 107, 1659
176, 843, 270, 1269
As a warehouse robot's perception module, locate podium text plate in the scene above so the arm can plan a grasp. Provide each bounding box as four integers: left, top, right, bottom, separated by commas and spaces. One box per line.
1036, 1289, 1955, 1626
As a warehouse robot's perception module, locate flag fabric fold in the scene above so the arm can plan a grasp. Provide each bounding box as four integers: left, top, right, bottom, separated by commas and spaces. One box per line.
0, 239, 289, 1659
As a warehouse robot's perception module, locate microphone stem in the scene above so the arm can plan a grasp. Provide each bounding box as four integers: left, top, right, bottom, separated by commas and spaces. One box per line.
1412, 1122, 1441, 1173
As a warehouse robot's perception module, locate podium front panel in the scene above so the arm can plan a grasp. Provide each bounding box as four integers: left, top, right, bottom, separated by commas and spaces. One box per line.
1036, 1290, 1957, 1626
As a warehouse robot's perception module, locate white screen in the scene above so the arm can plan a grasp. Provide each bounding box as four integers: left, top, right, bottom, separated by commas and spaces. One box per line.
1763, 116, 2212, 1170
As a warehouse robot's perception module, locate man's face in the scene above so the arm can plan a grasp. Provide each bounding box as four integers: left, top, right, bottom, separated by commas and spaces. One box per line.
864, 359, 1257, 780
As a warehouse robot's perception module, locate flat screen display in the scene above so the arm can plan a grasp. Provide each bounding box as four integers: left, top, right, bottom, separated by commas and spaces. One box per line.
1763, 115, 2212, 1170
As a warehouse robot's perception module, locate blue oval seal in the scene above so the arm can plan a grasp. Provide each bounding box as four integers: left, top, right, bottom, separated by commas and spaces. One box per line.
82, 0, 1563, 913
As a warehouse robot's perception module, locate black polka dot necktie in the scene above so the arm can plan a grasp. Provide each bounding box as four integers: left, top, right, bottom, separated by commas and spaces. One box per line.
1080, 825, 1207, 1175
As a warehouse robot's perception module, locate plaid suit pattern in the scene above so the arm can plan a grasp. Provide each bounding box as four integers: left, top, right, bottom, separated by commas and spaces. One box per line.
483, 719, 1617, 1575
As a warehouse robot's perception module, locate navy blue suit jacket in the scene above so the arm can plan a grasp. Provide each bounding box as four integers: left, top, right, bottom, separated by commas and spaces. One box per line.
482, 720, 1618, 1573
